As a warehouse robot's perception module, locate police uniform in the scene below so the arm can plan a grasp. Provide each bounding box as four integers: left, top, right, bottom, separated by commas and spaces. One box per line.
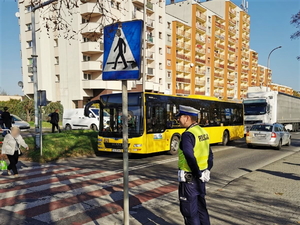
177, 105, 213, 225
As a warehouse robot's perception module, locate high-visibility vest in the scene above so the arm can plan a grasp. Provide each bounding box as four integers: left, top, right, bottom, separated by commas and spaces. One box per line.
178, 125, 210, 172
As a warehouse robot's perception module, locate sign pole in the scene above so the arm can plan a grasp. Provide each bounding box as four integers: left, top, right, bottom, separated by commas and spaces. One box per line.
122, 80, 129, 225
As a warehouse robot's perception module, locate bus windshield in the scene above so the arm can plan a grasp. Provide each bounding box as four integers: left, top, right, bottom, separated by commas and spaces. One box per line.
99, 93, 143, 138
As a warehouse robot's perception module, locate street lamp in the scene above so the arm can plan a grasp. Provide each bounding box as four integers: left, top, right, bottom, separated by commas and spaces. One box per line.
31, 0, 58, 151
267, 46, 282, 69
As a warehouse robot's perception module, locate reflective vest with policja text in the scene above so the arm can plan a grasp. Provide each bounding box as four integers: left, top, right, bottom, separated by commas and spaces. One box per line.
178, 125, 210, 172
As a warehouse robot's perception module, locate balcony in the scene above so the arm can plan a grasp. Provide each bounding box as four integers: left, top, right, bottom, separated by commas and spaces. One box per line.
81, 23, 102, 34
177, 89, 190, 95
196, 36, 206, 44
195, 58, 206, 64
196, 48, 206, 55
215, 34, 225, 41
196, 12, 206, 22
146, 18, 154, 29
176, 54, 190, 61
147, 67, 154, 76
217, 43, 225, 50
214, 72, 223, 79
146, 35, 154, 45
195, 69, 206, 76
228, 26, 235, 35
81, 42, 103, 54
197, 25, 206, 33
80, 2, 103, 17
215, 22, 225, 30
227, 92, 235, 98
146, 51, 154, 60
175, 41, 183, 49
176, 77, 191, 83
132, 0, 144, 6
82, 79, 106, 89
184, 31, 191, 39
82, 61, 102, 72
176, 29, 184, 36
228, 37, 236, 44
176, 65, 184, 72
227, 74, 235, 80
227, 84, 235, 89
227, 65, 235, 71
228, 46, 235, 53
146, 1, 154, 11
195, 91, 205, 95
195, 80, 205, 86
214, 82, 224, 88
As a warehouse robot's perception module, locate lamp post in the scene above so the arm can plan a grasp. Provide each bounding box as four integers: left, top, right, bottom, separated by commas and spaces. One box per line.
31, 0, 58, 150
267, 46, 282, 69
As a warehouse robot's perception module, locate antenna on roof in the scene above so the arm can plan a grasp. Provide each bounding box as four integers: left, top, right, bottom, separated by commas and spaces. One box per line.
241, 0, 248, 13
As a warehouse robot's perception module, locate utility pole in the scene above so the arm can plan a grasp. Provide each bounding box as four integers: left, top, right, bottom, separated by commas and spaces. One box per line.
31, 0, 58, 150
267, 46, 282, 70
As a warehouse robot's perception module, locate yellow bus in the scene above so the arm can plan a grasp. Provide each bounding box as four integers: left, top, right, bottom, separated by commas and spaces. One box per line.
84, 92, 244, 155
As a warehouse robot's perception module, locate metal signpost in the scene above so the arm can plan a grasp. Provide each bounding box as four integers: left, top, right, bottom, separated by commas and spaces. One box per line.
103, 20, 143, 225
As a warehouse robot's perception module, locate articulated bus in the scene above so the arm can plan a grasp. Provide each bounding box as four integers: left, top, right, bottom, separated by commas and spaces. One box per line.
84, 92, 244, 155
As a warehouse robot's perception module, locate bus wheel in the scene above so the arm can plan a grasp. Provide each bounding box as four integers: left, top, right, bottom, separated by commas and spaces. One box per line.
65, 124, 72, 131
222, 131, 229, 146
169, 135, 180, 155
91, 124, 98, 131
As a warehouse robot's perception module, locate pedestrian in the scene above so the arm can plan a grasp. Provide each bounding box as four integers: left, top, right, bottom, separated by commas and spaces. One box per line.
176, 105, 214, 225
0, 109, 4, 129
1, 126, 29, 177
49, 109, 61, 133
1, 107, 12, 136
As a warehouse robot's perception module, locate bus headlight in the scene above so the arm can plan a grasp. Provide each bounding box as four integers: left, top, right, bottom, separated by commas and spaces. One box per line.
133, 144, 142, 147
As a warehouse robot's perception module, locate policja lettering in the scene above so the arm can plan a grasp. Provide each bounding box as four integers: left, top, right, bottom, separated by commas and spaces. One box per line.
198, 133, 209, 142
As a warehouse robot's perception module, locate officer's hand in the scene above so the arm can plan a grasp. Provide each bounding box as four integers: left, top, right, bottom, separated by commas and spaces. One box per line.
199, 169, 210, 182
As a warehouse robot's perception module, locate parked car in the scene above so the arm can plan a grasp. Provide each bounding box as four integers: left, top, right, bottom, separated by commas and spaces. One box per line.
11, 114, 30, 130
246, 123, 291, 150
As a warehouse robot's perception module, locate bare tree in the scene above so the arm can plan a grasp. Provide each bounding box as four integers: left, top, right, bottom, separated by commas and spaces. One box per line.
290, 10, 300, 60
19, 0, 129, 40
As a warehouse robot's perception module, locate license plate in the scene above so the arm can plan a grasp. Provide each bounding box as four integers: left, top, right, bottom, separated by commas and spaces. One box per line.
255, 134, 265, 137
112, 149, 123, 152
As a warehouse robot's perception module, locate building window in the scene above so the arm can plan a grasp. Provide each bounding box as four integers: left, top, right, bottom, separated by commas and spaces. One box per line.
208, 37, 211, 43
167, 83, 171, 89
159, 63, 162, 70
25, 5, 32, 13
159, 47, 162, 55
159, 78, 162, 84
207, 57, 210, 64
167, 34, 171, 42
83, 55, 91, 61
55, 74, 60, 83
167, 59, 171, 66
54, 39, 58, 47
159, 16, 162, 23
27, 41, 32, 48
83, 37, 90, 42
116, 2, 120, 10
28, 75, 33, 82
26, 23, 32, 31
167, 22, 171, 29
167, 47, 171, 54
111, 0, 115, 8
208, 16, 211, 23
208, 26, 211, 33
82, 17, 89, 24
83, 73, 92, 80
27, 58, 33, 66
167, 71, 171, 78
55, 57, 59, 65
159, 32, 162, 39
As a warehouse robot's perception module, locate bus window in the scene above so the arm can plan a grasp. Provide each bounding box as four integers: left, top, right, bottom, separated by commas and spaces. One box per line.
166, 104, 180, 129
147, 105, 166, 133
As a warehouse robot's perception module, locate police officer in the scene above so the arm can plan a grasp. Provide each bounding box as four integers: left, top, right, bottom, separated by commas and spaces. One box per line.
176, 105, 213, 225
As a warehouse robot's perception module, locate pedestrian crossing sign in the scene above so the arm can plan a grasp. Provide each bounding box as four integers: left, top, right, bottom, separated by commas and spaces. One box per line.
102, 20, 143, 80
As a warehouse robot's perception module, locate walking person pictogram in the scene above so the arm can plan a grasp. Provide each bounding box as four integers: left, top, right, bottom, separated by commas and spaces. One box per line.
112, 29, 128, 70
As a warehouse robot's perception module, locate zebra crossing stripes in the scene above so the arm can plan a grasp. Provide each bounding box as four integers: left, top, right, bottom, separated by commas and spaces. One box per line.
0, 163, 178, 224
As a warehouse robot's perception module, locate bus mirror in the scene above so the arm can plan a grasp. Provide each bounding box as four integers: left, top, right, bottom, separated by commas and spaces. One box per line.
84, 100, 101, 117
266, 104, 270, 113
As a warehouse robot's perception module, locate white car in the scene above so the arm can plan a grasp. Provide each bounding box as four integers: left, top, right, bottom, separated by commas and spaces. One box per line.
11, 114, 30, 130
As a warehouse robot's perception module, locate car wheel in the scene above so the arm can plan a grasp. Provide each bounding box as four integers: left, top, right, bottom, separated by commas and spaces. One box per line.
222, 131, 229, 146
247, 144, 252, 148
91, 124, 98, 131
168, 135, 180, 155
65, 124, 72, 131
275, 139, 282, 150
286, 137, 291, 146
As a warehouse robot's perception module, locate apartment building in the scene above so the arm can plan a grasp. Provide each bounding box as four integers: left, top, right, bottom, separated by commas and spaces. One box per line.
270, 83, 294, 95
18, 0, 166, 108
166, 0, 273, 100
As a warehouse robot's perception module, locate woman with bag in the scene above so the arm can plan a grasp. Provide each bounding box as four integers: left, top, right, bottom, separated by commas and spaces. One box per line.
1, 127, 29, 177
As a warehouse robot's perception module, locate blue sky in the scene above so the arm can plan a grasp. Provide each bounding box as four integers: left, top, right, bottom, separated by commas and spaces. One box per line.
0, 0, 299, 95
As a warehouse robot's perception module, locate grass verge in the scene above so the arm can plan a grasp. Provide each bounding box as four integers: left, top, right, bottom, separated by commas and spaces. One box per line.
29, 121, 63, 129
22, 130, 98, 163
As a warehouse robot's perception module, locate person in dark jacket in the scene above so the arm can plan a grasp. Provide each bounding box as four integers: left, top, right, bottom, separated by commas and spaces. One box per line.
49, 109, 61, 133
1, 107, 12, 136
0, 109, 4, 129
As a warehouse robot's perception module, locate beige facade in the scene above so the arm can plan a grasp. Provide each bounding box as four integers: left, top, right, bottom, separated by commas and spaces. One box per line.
18, 0, 166, 108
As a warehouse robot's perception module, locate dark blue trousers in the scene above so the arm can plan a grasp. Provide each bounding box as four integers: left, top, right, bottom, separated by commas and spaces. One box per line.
179, 179, 210, 225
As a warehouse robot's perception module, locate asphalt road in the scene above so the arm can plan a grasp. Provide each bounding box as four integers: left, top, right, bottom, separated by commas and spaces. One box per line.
0, 133, 299, 224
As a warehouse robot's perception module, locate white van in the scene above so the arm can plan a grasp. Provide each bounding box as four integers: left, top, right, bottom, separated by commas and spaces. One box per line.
63, 108, 101, 131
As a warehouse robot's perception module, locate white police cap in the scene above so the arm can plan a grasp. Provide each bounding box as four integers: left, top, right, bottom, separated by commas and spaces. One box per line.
176, 105, 200, 117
